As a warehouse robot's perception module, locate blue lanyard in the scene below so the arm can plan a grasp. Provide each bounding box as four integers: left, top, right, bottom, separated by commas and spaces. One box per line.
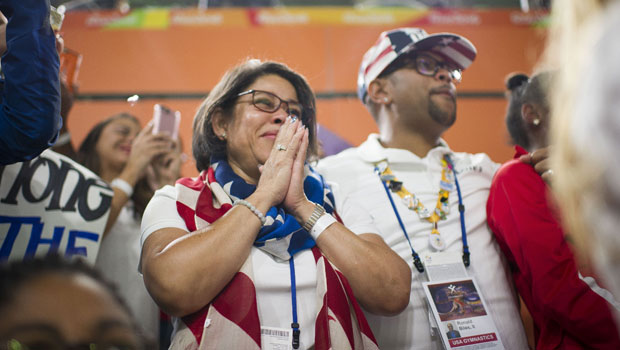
289, 257, 300, 349
445, 154, 470, 267
374, 154, 470, 273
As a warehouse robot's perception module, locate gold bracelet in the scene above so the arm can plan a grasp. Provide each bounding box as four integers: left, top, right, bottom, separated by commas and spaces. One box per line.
302, 203, 325, 232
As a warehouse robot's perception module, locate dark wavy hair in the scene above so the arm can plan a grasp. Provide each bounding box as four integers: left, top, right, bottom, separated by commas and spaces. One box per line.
504, 71, 554, 150
192, 59, 318, 171
504, 72, 531, 149
76, 113, 152, 217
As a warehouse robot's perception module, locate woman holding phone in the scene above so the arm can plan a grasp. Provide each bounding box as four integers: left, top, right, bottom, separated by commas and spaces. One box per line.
77, 113, 182, 345
139, 59, 411, 349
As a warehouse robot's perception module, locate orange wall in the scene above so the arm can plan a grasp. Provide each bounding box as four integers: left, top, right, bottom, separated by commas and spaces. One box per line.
61, 7, 548, 177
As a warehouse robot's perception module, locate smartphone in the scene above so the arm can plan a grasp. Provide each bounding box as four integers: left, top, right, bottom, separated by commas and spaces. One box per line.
152, 104, 181, 140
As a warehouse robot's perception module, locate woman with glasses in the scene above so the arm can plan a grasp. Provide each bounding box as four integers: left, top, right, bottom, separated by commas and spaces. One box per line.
139, 59, 411, 349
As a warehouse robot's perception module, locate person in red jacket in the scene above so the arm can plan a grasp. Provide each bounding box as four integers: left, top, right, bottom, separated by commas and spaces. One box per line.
487, 71, 620, 349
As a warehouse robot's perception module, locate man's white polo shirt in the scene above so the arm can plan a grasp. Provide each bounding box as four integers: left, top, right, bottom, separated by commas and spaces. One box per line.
317, 134, 528, 350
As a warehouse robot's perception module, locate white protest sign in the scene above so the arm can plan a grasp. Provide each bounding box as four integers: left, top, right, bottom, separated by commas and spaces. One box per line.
0, 149, 112, 264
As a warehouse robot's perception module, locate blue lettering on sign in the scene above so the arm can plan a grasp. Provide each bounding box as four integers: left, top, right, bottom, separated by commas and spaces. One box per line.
25, 225, 63, 258
65, 230, 100, 258
0, 215, 100, 262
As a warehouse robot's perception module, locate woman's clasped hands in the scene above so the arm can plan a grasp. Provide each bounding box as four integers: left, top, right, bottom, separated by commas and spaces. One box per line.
254, 116, 311, 217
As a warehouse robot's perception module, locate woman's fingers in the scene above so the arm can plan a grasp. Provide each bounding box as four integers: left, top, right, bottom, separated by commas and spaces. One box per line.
292, 127, 308, 169
269, 116, 302, 163
288, 121, 306, 155
170, 138, 181, 153
283, 128, 309, 214
133, 129, 170, 155
261, 117, 304, 175
273, 117, 294, 143
255, 117, 304, 206
131, 136, 174, 170
136, 121, 175, 147
519, 147, 550, 166
289, 128, 308, 190
148, 140, 175, 158
278, 117, 301, 146
531, 148, 550, 166
298, 128, 309, 164
135, 121, 154, 141
518, 147, 553, 184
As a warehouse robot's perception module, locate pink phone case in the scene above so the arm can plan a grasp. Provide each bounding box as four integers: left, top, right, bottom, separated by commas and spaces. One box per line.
153, 104, 181, 140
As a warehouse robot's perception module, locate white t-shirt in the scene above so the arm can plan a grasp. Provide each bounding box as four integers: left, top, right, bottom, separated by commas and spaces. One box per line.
95, 204, 159, 343
317, 134, 528, 350
140, 184, 378, 349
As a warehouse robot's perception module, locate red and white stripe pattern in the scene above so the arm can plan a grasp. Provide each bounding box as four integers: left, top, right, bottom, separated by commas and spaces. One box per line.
357, 27, 477, 101
170, 171, 379, 350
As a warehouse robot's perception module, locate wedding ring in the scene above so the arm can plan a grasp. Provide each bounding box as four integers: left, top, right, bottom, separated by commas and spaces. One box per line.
276, 144, 287, 151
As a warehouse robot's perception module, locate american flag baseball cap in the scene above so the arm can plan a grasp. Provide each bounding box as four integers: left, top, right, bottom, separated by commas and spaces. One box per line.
357, 28, 477, 101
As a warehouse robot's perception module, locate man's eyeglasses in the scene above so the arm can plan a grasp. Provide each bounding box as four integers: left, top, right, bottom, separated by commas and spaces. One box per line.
384, 53, 462, 83
237, 90, 304, 119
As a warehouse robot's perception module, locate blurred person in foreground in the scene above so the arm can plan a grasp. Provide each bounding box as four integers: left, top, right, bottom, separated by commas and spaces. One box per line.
0, 0, 61, 165
139, 59, 411, 349
487, 70, 620, 349
547, 0, 620, 329
0, 255, 144, 350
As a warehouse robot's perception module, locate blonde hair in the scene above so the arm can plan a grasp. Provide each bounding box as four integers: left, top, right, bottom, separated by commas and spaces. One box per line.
544, 1, 620, 301
542, 0, 609, 257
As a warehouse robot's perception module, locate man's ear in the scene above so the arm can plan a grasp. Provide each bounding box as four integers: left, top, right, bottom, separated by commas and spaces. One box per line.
367, 78, 391, 105
521, 103, 540, 126
211, 108, 228, 140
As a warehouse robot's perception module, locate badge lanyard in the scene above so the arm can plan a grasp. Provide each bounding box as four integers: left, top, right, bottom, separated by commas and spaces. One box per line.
289, 257, 300, 349
374, 154, 470, 273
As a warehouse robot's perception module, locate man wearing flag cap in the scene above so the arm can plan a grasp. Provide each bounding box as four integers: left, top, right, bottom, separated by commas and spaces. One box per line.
318, 28, 529, 349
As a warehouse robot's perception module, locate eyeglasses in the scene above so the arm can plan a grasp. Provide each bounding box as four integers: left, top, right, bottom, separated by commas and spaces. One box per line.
385, 53, 462, 83
237, 90, 304, 119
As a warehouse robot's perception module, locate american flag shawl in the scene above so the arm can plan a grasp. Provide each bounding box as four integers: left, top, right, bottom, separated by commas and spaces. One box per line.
169, 159, 379, 349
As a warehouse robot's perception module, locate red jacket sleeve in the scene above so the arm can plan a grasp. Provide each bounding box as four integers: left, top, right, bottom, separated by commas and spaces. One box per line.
487, 160, 620, 349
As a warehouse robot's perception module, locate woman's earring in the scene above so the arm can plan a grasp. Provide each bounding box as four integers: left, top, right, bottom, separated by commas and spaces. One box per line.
221, 132, 227, 140
533, 119, 540, 126
383, 97, 389, 103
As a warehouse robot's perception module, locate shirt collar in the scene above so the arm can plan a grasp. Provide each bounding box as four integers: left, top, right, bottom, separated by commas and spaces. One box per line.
357, 133, 453, 164
513, 145, 528, 159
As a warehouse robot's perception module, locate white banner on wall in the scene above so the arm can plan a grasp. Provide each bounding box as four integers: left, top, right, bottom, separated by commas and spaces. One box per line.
0, 149, 113, 264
